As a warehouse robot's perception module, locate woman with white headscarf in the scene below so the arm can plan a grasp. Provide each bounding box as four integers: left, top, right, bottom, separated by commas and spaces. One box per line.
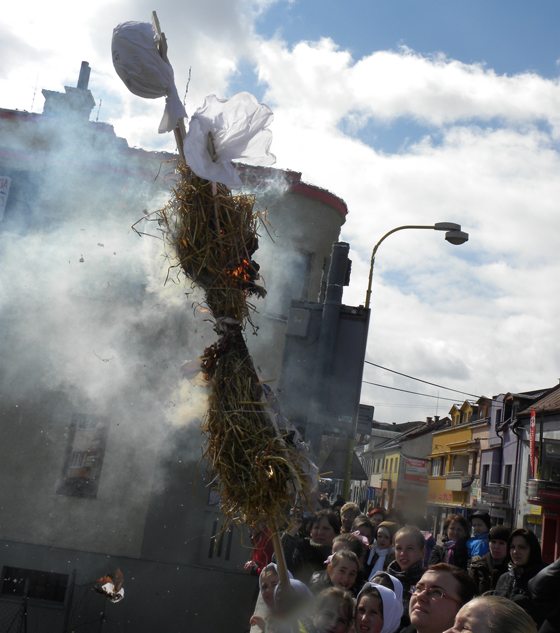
355, 582, 403, 633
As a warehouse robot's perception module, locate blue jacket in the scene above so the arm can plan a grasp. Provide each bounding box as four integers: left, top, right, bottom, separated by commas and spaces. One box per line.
467, 532, 490, 558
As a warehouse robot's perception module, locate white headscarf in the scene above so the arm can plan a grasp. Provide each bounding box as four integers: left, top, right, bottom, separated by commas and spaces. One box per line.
356, 582, 403, 633
370, 572, 404, 606
259, 563, 293, 592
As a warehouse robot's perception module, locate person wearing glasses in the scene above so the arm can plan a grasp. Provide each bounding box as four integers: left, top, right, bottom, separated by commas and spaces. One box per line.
403, 563, 477, 633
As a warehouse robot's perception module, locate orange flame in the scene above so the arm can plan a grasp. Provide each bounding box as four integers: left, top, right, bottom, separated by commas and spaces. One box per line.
96, 568, 124, 592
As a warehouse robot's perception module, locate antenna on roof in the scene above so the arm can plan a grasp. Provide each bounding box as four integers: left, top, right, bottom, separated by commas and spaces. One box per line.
30, 73, 39, 112
96, 99, 102, 122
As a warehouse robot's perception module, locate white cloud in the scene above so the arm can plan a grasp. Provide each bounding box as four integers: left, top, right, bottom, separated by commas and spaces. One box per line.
2, 1, 560, 422
256, 38, 560, 135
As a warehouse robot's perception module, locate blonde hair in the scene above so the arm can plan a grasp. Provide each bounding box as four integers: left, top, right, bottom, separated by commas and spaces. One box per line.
340, 502, 360, 518
468, 596, 536, 633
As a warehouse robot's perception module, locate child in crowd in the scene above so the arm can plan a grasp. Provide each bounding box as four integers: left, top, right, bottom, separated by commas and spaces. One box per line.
249, 563, 293, 633
466, 511, 491, 559
355, 582, 403, 633
309, 550, 361, 596
369, 571, 403, 612
245, 523, 274, 576
303, 587, 354, 633
332, 532, 367, 562
352, 516, 376, 546
340, 503, 361, 533
387, 526, 426, 626
469, 524, 510, 594
365, 522, 397, 580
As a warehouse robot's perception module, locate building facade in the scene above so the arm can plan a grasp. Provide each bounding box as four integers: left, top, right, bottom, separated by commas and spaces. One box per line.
0, 65, 348, 632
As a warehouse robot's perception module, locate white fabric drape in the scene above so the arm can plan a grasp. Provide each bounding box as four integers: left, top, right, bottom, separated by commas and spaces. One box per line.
183, 92, 276, 189
112, 21, 187, 134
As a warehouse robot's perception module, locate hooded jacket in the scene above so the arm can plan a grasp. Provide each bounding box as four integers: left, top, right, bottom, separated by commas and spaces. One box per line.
469, 552, 509, 594
466, 531, 490, 558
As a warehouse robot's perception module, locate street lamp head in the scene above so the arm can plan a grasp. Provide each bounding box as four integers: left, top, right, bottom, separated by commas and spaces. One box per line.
434, 222, 461, 232
445, 230, 469, 245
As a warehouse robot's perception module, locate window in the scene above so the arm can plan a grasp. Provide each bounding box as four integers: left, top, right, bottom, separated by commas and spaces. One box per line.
1, 567, 69, 603
432, 458, 441, 477
394, 459, 398, 472
471, 452, 478, 476
482, 464, 490, 487
57, 413, 110, 498
504, 464, 512, 487
495, 409, 502, 427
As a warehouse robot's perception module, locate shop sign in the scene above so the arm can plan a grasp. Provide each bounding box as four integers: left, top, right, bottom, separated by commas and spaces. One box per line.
438, 493, 452, 501
405, 458, 429, 484
528, 479, 560, 501
481, 485, 506, 504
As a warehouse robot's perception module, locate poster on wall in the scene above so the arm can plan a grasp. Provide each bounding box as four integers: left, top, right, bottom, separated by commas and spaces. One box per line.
405, 458, 429, 484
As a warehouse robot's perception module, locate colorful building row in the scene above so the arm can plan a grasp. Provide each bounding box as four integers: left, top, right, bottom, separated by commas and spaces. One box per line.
355, 382, 560, 562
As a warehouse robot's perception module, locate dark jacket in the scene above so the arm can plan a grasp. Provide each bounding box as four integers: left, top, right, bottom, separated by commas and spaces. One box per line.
387, 558, 425, 628
280, 535, 332, 584
469, 553, 509, 595
528, 557, 560, 633
428, 539, 469, 570
495, 562, 547, 626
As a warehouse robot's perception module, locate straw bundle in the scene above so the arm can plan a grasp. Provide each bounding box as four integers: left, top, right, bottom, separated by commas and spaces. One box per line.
159, 163, 265, 328
157, 163, 309, 527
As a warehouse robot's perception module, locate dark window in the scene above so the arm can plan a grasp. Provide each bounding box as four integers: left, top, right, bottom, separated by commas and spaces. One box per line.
504, 464, 512, 487
495, 409, 502, 427
57, 413, 109, 498
482, 464, 490, 487
1, 567, 68, 603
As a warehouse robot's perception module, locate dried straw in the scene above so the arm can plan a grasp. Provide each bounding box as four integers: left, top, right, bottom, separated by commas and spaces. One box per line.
157, 163, 308, 528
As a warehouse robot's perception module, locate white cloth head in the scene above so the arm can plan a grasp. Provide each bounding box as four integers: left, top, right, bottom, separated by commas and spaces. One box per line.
112, 21, 187, 134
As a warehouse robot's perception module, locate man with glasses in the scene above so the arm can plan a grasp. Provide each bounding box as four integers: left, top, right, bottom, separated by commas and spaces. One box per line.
403, 563, 477, 633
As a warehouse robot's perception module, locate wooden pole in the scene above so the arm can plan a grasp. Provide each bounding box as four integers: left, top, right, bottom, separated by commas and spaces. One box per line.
268, 518, 291, 591
151, 11, 186, 163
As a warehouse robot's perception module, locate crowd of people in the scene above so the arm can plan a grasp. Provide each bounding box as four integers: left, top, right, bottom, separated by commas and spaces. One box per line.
244, 500, 560, 633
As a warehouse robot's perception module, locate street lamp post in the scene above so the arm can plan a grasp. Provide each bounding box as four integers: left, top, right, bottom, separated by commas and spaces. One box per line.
364, 223, 469, 309
343, 222, 469, 500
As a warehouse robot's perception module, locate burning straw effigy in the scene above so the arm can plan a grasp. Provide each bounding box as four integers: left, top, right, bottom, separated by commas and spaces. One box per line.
159, 164, 311, 528
113, 14, 316, 539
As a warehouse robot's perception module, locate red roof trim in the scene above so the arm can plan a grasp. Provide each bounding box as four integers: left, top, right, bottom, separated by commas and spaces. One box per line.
237, 164, 348, 218
0, 109, 348, 217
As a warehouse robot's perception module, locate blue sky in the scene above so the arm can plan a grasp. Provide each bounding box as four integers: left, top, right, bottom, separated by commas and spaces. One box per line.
256, 1, 560, 78
2, 0, 560, 422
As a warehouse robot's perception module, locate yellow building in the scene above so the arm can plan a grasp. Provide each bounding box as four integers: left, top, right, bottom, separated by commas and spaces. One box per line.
427, 401, 481, 531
